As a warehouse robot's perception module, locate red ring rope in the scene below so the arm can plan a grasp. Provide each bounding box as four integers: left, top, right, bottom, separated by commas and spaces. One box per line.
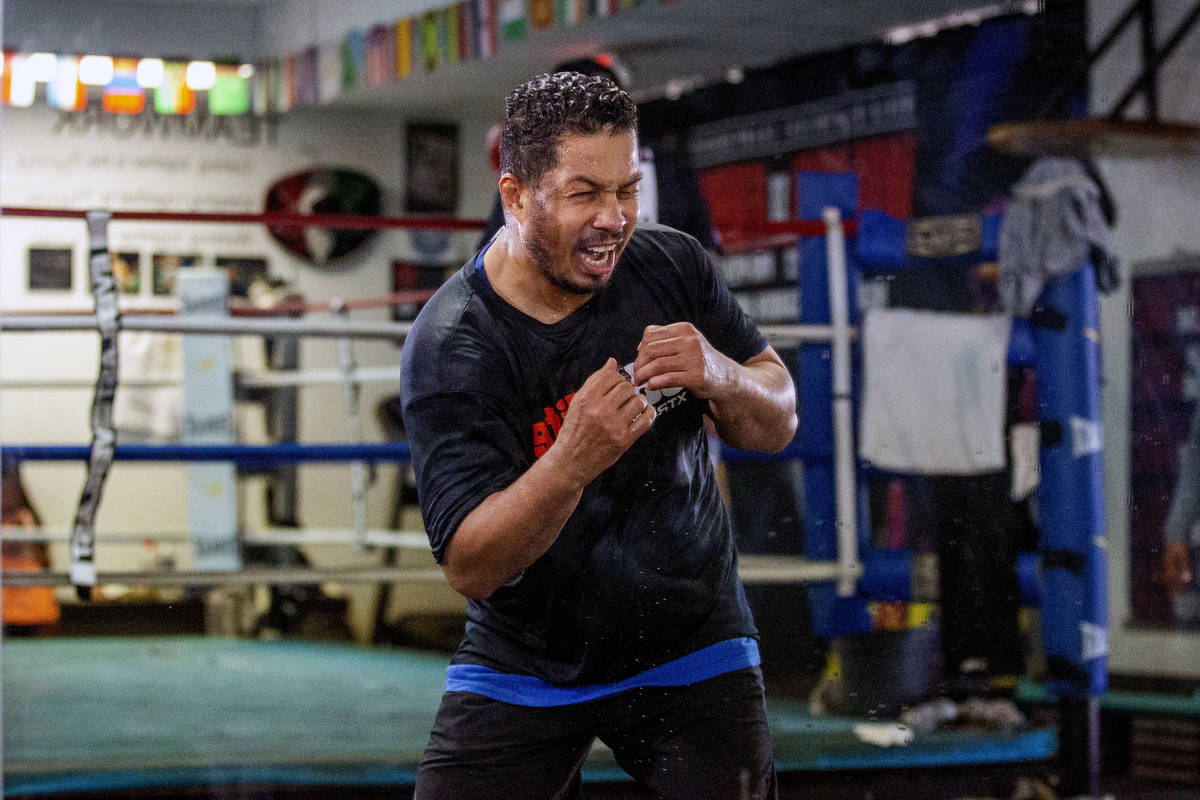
0, 206, 486, 231
0, 290, 439, 317
0, 207, 853, 237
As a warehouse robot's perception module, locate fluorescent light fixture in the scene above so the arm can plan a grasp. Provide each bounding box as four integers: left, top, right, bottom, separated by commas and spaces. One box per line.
185, 60, 216, 90
884, 1, 1041, 46
9, 55, 36, 106
79, 55, 114, 85
137, 58, 165, 88
49, 56, 82, 109
28, 52, 58, 83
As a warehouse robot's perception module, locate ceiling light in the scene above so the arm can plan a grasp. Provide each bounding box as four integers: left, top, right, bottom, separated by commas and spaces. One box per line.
186, 61, 216, 90
137, 58, 165, 88
49, 56, 85, 111
237, 63, 255, 79
884, 2, 1043, 45
7, 55, 36, 106
28, 52, 58, 83
79, 55, 114, 85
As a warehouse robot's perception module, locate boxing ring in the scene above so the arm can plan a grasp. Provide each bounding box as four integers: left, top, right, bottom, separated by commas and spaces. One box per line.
3, 636, 1057, 799
1, 203, 1064, 798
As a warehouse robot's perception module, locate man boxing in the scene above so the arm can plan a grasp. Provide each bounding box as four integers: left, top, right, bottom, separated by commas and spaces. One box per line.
401, 71, 794, 798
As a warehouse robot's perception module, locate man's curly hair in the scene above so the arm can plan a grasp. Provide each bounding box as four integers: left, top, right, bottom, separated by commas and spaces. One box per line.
500, 71, 638, 188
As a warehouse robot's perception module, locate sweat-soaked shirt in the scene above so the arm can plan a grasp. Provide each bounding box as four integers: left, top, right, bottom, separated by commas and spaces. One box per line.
401, 223, 767, 687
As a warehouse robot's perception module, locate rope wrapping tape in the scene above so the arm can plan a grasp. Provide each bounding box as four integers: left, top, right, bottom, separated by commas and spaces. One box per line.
69, 211, 118, 597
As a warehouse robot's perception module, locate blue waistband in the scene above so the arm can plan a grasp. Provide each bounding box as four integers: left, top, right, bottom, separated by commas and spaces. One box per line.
444, 637, 760, 707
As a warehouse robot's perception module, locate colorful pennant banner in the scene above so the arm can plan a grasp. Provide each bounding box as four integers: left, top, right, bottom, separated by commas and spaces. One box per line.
0, 0, 670, 115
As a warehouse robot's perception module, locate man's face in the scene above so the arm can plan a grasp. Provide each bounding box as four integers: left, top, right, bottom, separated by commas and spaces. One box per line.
522, 130, 641, 296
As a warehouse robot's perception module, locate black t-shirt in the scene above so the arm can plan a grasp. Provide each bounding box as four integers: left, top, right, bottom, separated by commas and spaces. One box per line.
401, 224, 765, 685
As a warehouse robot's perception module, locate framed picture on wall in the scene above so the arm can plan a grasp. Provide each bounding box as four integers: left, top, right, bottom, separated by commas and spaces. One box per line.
1129, 265, 1200, 630
111, 251, 141, 294
27, 247, 74, 292
215, 256, 269, 299
406, 122, 459, 215
152, 254, 200, 296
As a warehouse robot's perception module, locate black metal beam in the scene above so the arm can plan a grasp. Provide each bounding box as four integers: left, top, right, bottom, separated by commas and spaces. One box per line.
1035, 0, 1144, 119
1139, 0, 1159, 119
1110, 0, 1200, 117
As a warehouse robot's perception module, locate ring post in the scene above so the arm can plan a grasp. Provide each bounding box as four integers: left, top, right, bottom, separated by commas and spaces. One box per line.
798, 172, 871, 637
1031, 263, 1108, 797
179, 270, 242, 572
824, 207, 858, 598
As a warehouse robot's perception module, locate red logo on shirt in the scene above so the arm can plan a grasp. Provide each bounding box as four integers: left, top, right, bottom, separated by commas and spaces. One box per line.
531, 392, 575, 458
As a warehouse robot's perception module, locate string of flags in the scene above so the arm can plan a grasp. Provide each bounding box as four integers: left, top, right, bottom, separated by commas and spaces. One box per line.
1, 0, 677, 115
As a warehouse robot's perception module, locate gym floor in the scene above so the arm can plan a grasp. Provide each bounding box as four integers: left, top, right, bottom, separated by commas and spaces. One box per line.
3, 635, 1061, 800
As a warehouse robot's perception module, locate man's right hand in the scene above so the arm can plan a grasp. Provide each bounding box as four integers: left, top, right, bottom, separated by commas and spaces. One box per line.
549, 357, 655, 487
1163, 540, 1194, 594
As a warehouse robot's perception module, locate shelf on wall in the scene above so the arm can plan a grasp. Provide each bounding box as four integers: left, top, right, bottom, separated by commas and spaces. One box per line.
987, 118, 1200, 159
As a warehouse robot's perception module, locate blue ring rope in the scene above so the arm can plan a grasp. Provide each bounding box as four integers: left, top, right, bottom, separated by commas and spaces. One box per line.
1, 442, 412, 467
4, 441, 830, 465
3, 441, 818, 467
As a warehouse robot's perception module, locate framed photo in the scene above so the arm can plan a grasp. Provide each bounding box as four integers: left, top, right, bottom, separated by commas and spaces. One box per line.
110, 251, 141, 294
406, 122, 459, 215
27, 247, 74, 292
1129, 265, 1200, 630
216, 256, 269, 299
152, 254, 200, 297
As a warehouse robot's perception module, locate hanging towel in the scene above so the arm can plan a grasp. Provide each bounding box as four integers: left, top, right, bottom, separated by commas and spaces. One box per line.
860, 308, 1011, 475
998, 157, 1117, 316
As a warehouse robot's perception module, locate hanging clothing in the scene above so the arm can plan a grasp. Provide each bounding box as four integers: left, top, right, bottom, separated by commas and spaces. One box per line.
997, 157, 1117, 316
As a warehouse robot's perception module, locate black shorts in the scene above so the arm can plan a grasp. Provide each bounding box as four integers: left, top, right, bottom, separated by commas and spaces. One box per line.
414, 665, 777, 800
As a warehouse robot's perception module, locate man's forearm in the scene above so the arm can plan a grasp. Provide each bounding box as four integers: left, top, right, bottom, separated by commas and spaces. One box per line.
441, 451, 585, 599
439, 358, 655, 599
708, 358, 797, 453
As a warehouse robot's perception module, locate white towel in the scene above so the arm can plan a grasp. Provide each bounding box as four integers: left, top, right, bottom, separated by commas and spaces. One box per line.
859, 309, 1011, 475
853, 722, 915, 748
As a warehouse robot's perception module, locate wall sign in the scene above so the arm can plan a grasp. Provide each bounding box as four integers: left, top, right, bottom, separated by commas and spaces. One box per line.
687, 82, 917, 169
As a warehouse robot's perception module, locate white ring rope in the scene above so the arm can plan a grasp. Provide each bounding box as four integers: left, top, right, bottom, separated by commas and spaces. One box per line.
1, 526, 432, 549
0, 315, 846, 344
0, 552, 849, 587
0, 367, 407, 390
237, 366, 405, 388
0, 314, 416, 339
1, 565, 448, 588
1, 211, 860, 595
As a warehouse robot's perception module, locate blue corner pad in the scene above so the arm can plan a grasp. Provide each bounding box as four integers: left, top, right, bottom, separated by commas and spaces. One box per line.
796, 171, 858, 220
855, 209, 1004, 273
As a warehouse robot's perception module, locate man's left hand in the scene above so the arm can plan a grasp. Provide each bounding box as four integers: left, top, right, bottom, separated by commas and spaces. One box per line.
631, 322, 734, 401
